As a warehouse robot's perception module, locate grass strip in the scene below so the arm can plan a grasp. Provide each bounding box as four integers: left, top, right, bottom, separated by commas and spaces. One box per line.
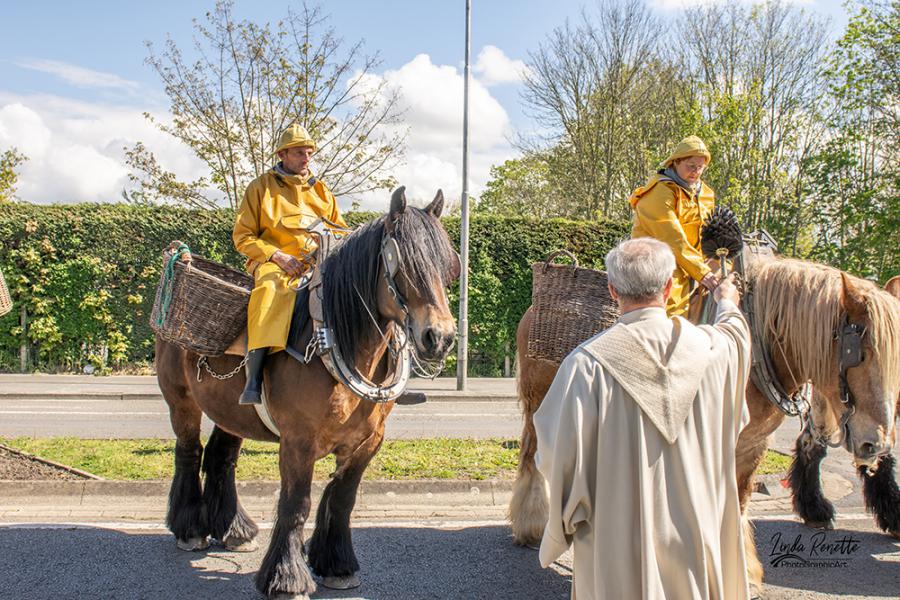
1, 437, 519, 481
0, 437, 790, 481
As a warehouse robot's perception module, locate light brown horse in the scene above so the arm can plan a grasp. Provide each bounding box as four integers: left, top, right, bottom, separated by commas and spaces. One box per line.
509, 256, 900, 590
788, 274, 900, 538
157, 187, 458, 599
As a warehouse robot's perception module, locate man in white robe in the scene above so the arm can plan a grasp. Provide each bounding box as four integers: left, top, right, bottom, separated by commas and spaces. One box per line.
534, 238, 751, 600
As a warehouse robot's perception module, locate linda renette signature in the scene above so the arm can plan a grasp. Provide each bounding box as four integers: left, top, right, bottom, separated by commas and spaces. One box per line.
768, 531, 861, 567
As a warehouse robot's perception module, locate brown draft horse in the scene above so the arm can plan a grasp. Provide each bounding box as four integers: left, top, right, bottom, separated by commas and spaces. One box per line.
156, 187, 458, 599
508, 255, 900, 590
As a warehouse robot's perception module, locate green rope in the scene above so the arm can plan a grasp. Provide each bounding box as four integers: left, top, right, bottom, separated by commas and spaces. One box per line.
155, 243, 191, 327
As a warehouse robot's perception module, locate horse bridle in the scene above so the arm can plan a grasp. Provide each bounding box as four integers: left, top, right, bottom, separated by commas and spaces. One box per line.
380, 232, 409, 317
828, 314, 865, 448
308, 226, 455, 403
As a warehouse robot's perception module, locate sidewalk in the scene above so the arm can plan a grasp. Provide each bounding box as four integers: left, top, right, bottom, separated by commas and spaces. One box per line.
1, 474, 808, 524
0, 374, 517, 403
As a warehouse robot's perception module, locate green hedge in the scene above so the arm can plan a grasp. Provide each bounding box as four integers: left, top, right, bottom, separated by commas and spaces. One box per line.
0, 203, 627, 374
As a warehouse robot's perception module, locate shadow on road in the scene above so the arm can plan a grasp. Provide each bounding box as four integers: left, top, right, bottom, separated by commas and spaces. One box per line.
755, 519, 899, 598
0, 524, 571, 599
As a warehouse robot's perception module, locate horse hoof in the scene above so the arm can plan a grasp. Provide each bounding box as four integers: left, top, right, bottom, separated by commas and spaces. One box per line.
804, 519, 834, 531
223, 537, 258, 552
176, 536, 210, 552
319, 574, 361, 590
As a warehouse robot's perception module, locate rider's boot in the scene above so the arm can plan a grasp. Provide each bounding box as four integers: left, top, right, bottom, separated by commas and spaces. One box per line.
238, 348, 267, 405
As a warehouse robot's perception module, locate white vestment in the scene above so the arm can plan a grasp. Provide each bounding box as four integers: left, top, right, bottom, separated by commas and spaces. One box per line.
534, 300, 751, 600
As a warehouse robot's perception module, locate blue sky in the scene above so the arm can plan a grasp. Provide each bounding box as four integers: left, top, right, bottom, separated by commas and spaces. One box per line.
0, 0, 849, 209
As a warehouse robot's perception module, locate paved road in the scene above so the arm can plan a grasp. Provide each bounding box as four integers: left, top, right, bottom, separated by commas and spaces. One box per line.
0, 515, 896, 600
0, 375, 522, 439
0, 396, 523, 439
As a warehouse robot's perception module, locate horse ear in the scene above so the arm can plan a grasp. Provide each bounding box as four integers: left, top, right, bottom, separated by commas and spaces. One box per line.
840, 272, 868, 322
426, 189, 444, 217
387, 186, 407, 231
885, 275, 900, 300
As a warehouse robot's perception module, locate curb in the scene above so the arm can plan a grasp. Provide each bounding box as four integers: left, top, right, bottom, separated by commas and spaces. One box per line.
0, 475, 790, 500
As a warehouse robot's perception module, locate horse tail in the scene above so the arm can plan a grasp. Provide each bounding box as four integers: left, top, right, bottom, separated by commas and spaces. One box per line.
509, 306, 551, 546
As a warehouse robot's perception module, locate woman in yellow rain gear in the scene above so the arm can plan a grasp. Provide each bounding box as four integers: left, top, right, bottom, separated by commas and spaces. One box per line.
629, 135, 719, 316
232, 124, 347, 404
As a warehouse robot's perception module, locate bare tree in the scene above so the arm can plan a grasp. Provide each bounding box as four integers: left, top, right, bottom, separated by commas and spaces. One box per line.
127, 1, 406, 209
674, 1, 830, 239
520, 0, 685, 220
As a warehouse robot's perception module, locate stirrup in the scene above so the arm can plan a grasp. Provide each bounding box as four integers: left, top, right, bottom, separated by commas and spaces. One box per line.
239, 389, 262, 405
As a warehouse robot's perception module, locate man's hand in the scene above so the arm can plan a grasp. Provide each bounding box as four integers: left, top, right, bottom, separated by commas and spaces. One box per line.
714, 273, 740, 305
700, 271, 719, 291
270, 251, 305, 277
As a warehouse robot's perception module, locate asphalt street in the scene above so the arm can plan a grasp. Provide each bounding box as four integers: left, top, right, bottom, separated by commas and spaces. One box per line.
0, 375, 523, 439
0, 396, 524, 439
0, 516, 896, 599
1, 374, 898, 598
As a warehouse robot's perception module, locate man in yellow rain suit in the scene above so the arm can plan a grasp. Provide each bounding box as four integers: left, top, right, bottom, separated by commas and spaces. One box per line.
232, 124, 347, 405
629, 135, 719, 316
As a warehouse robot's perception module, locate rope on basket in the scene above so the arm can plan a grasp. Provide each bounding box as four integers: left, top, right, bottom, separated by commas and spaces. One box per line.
154, 242, 191, 328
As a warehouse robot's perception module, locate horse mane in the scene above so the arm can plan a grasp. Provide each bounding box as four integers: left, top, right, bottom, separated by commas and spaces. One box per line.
748, 257, 900, 392
320, 207, 457, 362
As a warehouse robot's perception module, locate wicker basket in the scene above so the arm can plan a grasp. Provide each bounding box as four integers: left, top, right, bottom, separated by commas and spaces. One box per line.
526, 250, 619, 363
0, 267, 11, 318
150, 245, 253, 356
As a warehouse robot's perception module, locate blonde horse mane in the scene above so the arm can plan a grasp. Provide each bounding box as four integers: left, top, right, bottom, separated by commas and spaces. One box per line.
748, 258, 900, 394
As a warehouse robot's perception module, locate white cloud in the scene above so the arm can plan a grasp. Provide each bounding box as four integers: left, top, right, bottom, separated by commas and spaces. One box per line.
0, 93, 207, 204
13, 58, 141, 93
0, 51, 524, 213
473, 45, 531, 86
348, 53, 517, 211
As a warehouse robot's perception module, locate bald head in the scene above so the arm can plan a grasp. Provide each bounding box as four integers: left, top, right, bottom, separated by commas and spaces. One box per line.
605, 238, 675, 307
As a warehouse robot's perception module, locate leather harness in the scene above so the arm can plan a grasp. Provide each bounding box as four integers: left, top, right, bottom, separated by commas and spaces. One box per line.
303, 220, 412, 404
739, 232, 865, 443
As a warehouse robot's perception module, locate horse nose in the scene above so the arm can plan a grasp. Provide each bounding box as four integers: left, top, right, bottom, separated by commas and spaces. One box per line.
855, 441, 883, 460
423, 326, 454, 356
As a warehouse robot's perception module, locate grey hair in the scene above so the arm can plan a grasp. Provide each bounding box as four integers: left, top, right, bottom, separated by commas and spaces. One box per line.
605, 238, 675, 302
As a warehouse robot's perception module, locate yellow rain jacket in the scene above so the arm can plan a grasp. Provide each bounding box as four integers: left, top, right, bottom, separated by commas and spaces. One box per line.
233, 169, 347, 351
629, 173, 715, 316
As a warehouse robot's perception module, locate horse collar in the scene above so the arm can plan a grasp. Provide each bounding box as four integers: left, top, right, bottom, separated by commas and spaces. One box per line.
300, 230, 415, 404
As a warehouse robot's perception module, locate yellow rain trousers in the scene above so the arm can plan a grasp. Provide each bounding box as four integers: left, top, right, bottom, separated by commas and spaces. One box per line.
233, 170, 346, 351
629, 173, 715, 316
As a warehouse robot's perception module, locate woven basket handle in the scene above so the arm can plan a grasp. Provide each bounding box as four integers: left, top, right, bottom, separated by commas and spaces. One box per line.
543, 249, 578, 270
166, 240, 193, 263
